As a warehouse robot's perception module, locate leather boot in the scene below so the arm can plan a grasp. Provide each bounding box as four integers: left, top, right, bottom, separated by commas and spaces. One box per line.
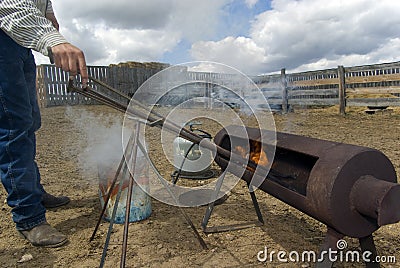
41, 193, 70, 208
19, 222, 68, 248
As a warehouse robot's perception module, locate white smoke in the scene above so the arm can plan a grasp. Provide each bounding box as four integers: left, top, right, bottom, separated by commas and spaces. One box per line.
65, 106, 125, 181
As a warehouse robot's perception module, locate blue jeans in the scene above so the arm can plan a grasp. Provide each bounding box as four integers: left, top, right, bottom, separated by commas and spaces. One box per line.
0, 30, 46, 230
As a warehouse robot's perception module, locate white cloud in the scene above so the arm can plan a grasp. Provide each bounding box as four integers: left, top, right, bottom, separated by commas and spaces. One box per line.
34, 0, 232, 66
167, 0, 231, 42
191, 36, 266, 74
61, 21, 180, 64
191, 0, 400, 74
53, 0, 174, 30
291, 38, 400, 73
34, 0, 400, 75
244, 0, 258, 8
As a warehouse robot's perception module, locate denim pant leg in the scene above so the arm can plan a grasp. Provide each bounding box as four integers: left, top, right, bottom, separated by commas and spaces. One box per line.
0, 30, 46, 230
23, 46, 45, 196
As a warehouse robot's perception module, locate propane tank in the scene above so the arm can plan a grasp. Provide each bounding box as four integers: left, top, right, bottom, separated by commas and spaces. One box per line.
173, 122, 213, 177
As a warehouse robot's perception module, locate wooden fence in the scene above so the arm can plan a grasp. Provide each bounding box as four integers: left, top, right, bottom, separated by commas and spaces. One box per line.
36, 65, 108, 107
36, 64, 164, 108
255, 61, 400, 114
36, 61, 400, 114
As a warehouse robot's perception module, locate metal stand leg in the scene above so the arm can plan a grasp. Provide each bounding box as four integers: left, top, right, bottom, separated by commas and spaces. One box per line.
95, 119, 209, 267
201, 172, 264, 233
97, 129, 139, 268
99, 164, 129, 268
91, 132, 136, 241
248, 183, 264, 224
137, 140, 208, 250
121, 121, 142, 267
95, 120, 148, 268
317, 228, 380, 268
201, 171, 227, 231
316, 228, 343, 268
360, 235, 380, 268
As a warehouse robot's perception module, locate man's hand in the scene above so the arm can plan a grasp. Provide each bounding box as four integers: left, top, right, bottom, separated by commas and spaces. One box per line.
50, 44, 88, 88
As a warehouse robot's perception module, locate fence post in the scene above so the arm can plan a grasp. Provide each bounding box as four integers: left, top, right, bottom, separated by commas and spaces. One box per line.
338, 65, 346, 115
281, 68, 289, 113
42, 65, 49, 107
36, 65, 45, 108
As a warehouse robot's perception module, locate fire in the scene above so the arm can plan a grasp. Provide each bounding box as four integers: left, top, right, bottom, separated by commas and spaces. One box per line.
250, 141, 269, 167
235, 140, 269, 171
99, 168, 130, 200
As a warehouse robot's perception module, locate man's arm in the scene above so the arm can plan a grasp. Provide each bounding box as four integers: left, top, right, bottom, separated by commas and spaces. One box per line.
0, 0, 66, 55
0, 0, 88, 86
45, 1, 59, 31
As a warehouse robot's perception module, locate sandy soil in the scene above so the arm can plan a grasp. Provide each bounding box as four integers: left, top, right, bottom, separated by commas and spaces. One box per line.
0, 105, 399, 268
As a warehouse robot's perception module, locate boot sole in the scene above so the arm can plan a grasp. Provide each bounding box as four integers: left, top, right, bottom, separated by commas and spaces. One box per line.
18, 231, 69, 248
42, 199, 70, 209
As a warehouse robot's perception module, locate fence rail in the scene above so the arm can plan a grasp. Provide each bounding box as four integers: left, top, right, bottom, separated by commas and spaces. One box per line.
256, 61, 400, 114
36, 65, 107, 107
36, 61, 400, 114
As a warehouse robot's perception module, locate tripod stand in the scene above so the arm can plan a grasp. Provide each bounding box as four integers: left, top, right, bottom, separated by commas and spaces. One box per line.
90, 118, 208, 268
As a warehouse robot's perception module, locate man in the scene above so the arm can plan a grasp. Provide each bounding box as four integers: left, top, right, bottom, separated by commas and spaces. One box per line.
0, 0, 88, 247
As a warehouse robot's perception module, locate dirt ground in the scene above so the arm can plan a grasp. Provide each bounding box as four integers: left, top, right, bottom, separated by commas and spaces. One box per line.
0, 104, 399, 268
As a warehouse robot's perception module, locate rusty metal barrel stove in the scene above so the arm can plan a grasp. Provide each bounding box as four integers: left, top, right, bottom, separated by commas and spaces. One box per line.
213, 125, 400, 239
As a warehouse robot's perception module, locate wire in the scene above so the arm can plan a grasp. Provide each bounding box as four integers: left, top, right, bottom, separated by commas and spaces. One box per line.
171, 142, 197, 185
171, 125, 213, 185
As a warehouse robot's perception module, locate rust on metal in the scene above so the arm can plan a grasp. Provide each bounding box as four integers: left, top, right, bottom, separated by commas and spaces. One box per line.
213, 125, 400, 238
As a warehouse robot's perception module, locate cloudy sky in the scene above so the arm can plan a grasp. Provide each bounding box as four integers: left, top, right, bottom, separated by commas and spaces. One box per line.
33, 0, 400, 75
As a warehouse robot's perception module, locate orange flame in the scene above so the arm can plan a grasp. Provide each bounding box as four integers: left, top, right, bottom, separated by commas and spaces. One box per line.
250, 141, 269, 167
235, 140, 269, 171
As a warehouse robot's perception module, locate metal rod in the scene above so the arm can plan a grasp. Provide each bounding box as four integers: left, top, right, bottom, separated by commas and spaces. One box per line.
68, 82, 210, 259
68, 78, 127, 110
69, 80, 195, 140
201, 172, 264, 234
316, 228, 344, 268
89, 75, 131, 101
99, 156, 131, 268
172, 142, 197, 185
90, 132, 136, 241
121, 122, 141, 267
136, 141, 208, 250
68, 82, 272, 184
201, 171, 227, 230
87, 76, 201, 142
69, 78, 214, 150
359, 235, 380, 268
248, 183, 264, 224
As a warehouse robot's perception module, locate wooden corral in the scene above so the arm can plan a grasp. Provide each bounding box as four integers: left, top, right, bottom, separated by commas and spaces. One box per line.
36, 65, 108, 107
36, 61, 400, 114
36, 61, 168, 108
256, 61, 400, 114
